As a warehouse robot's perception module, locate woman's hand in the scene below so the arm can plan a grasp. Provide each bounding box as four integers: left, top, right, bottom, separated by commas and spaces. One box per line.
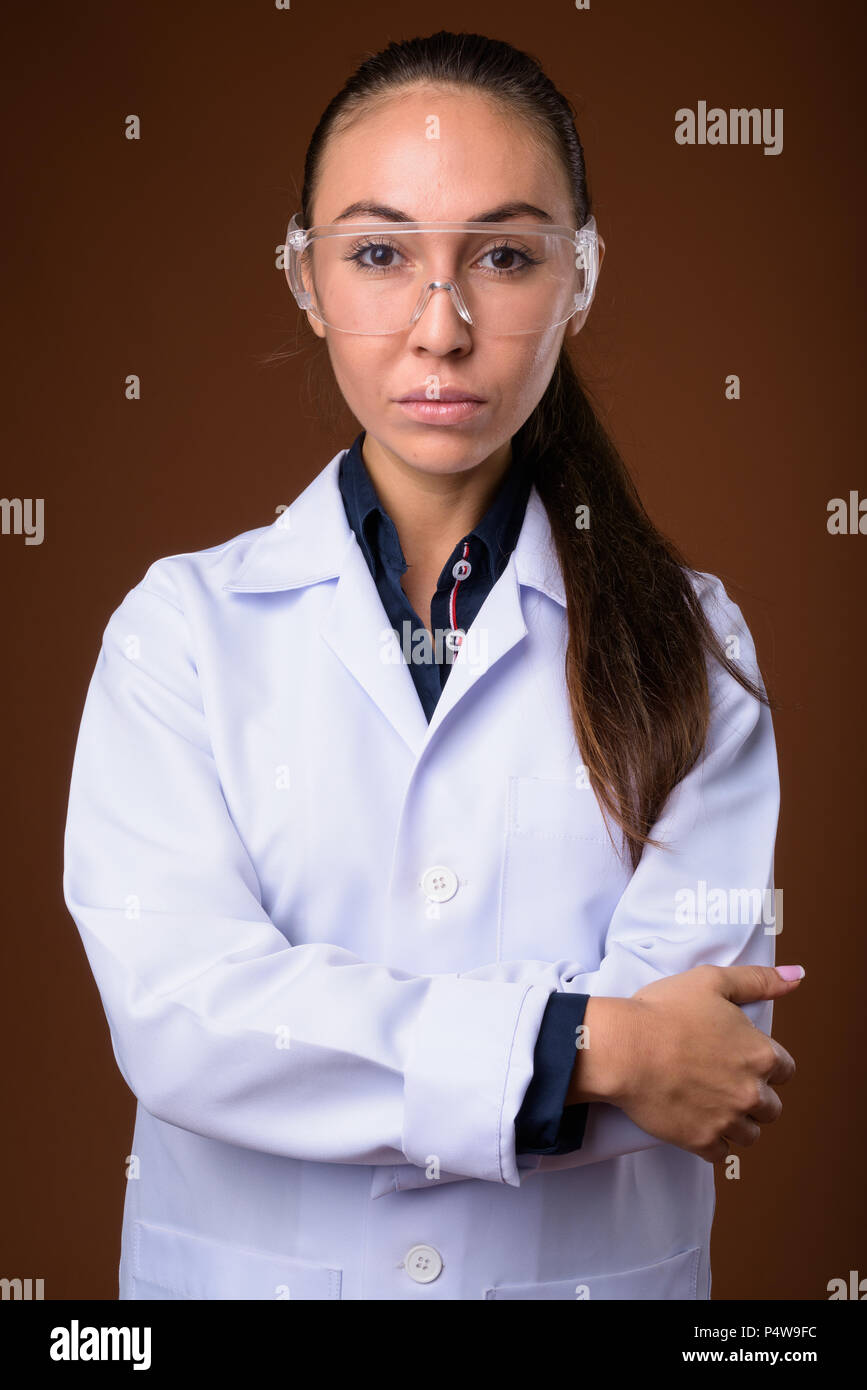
567, 964, 802, 1163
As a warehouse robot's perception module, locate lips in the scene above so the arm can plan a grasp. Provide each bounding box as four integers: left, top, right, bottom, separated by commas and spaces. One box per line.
396, 388, 486, 403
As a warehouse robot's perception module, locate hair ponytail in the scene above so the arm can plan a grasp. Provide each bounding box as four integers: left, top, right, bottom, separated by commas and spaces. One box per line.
518, 349, 774, 867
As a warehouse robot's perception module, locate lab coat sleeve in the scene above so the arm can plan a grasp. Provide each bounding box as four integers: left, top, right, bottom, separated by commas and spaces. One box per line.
545, 571, 781, 1169
62, 568, 589, 1190
377, 571, 781, 1191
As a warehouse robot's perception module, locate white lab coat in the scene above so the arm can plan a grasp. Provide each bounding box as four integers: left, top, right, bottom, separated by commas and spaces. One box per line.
62, 447, 780, 1300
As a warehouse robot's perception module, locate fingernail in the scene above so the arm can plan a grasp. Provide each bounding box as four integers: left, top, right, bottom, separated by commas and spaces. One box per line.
775, 964, 805, 981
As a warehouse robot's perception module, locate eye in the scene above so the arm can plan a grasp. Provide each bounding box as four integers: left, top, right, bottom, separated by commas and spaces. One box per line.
479, 245, 524, 271
474, 240, 543, 276
345, 239, 407, 272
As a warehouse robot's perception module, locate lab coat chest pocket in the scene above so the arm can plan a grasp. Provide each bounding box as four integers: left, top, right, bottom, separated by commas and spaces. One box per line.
130, 1219, 342, 1300
483, 1245, 702, 1300
498, 776, 628, 963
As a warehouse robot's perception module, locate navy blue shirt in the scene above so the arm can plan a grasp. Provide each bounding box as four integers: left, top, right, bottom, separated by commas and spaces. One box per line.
338, 430, 590, 1156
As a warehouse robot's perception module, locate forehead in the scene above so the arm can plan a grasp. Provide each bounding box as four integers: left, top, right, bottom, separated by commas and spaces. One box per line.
311, 85, 570, 224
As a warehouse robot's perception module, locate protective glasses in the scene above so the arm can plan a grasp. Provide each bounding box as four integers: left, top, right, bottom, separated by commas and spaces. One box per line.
283, 214, 599, 336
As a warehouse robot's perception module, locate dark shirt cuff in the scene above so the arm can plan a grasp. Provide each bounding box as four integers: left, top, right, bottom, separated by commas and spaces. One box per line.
515, 992, 590, 1155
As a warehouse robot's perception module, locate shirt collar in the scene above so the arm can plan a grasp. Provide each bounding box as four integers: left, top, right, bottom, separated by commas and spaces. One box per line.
338, 430, 534, 587
222, 446, 567, 609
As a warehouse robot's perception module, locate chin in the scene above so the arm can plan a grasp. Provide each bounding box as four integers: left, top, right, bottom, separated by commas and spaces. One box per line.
391, 435, 497, 472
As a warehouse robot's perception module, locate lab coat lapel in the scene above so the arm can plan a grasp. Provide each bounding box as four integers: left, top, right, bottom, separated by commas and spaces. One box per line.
223, 451, 430, 756
320, 532, 431, 756
421, 556, 526, 744
421, 484, 566, 745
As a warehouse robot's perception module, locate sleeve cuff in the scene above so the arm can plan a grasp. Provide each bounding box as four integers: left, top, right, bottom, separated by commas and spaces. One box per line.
515, 992, 590, 1155
402, 975, 553, 1187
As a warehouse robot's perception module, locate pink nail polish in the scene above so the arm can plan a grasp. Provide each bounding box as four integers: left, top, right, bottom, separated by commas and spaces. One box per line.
775, 964, 805, 981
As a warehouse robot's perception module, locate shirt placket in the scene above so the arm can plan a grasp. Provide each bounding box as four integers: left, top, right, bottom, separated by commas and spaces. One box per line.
432, 538, 478, 692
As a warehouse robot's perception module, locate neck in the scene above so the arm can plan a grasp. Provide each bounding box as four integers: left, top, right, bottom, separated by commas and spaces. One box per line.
360, 432, 513, 569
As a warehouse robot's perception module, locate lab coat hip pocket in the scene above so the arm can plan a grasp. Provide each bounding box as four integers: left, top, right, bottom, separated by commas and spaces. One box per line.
129, 1219, 343, 1300
483, 1245, 702, 1300
498, 776, 627, 963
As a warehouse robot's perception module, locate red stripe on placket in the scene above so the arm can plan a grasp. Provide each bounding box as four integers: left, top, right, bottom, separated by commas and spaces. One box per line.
449, 541, 471, 642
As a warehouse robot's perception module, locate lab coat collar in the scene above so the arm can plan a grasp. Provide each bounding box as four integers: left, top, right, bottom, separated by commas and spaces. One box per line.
222, 449, 566, 756
222, 449, 566, 607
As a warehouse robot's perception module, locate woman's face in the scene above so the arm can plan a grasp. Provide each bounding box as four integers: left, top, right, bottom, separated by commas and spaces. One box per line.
306, 86, 602, 477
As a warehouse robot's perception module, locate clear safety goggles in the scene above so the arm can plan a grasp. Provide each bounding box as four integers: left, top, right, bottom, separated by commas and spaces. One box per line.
283, 214, 599, 336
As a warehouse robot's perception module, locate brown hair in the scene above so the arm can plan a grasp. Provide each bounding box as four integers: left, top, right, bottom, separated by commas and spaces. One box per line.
291, 30, 777, 870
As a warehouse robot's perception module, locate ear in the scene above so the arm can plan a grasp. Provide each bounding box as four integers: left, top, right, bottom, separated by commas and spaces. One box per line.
565, 234, 605, 339
306, 311, 327, 341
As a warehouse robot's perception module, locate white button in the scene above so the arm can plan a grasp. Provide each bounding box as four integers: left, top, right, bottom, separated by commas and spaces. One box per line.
420, 865, 458, 902
452, 559, 471, 580
405, 1244, 443, 1283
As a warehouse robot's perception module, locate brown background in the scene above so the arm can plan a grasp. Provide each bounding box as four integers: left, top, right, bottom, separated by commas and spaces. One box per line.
2, 0, 864, 1300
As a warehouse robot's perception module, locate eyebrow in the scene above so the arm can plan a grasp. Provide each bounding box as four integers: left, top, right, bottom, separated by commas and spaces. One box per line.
329, 200, 556, 225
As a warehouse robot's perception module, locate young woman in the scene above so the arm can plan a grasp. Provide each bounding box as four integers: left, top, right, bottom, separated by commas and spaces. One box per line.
63, 31, 803, 1301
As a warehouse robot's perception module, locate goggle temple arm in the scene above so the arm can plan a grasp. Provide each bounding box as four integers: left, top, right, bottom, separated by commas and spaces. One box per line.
285, 216, 314, 310
573, 215, 599, 312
